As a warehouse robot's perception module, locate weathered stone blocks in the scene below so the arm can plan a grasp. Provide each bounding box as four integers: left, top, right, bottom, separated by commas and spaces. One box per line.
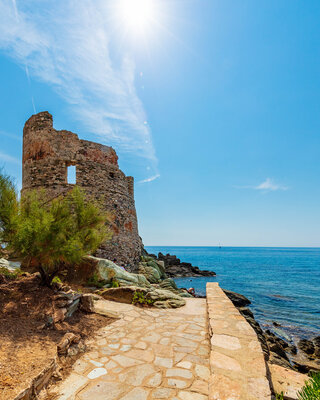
22, 112, 142, 268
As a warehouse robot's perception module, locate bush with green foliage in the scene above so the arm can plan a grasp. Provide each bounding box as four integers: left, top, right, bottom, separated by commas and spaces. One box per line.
275, 392, 284, 400
87, 273, 107, 288
132, 290, 154, 306
298, 372, 320, 400
0, 170, 18, 249
51, 276, 62, 284
0, 267, 23, 280
111, 278, 120, 288
0, 171, 111, 286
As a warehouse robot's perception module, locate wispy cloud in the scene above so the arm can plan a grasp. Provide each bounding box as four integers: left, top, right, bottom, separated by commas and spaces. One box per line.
0, 0, 158, 181
235, 178, 289, 192
254, 178, 288, 192
0, 130, 21, 141
138, 174, 160, 184
0, 151, 20, 166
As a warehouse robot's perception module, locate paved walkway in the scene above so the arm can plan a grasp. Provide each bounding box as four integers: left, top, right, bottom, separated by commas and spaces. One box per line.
207, 283, 271, 400
51, 299, 211, 400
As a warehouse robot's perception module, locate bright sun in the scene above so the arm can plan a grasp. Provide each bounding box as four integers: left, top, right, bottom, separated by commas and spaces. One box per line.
118, 0, 156, 33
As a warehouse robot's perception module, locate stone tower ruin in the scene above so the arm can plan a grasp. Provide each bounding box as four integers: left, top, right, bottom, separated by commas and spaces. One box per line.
22, 111, 142, 269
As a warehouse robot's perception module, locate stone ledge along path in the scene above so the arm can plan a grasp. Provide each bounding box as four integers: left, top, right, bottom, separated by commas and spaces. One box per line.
207, 283, 271, 400
48, 285, 272, 400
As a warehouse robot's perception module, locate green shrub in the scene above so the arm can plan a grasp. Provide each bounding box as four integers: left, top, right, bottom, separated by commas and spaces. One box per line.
275, 393, 284, 400
51, 276, 62, 284
0, 267, 23, 280
298, 372, 320, 400
0, 171, 111, 286
132, 290, 154, 306
111, 279, 120, 288
0, 170, 18, 248
87, 273, 107, 288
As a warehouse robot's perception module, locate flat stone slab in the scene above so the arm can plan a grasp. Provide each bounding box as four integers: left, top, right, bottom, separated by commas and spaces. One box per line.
207, 283, 271, 400
47, 299, 210, 400
269, 363, 310, 400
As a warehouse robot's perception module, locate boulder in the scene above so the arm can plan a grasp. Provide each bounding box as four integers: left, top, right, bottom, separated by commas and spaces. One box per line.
155, 278, 193, 298
98, 285, 186, 309
223, 289, 251, 307
0, 258, 21, 271
93, 257, 151, 288
145, 251, 216, 278
138, 258, 167, 283
138, 262, 161, 283
269, 363, 309, 400
147, 288, 186, 309
313, 336, 320, 358
298, 339, 315, 356
98, 286, 147, 304
80, 293, 100, 313
57, 333, 80, 356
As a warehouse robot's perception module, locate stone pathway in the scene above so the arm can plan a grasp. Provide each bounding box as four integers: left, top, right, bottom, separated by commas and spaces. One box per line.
50, 299, 211, 400
206, 283, 271, 400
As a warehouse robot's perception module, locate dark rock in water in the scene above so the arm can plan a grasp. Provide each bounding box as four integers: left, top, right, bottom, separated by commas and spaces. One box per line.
269, 342, 289, 361
289, 345, 298, 355
313, 336, 320, 358
292, 362, 311, 374
292, 360, 320, 374
223, 289, 251, 307
239, 307, 254, 319
313, 336, 320, 346
273, 321, 281, 327
219, 285, 320, 375
145, 251, 216, 278
298, 339, 315, 356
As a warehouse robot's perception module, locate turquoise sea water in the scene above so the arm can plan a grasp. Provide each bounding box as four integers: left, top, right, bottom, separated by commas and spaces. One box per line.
146, 246, 320, 340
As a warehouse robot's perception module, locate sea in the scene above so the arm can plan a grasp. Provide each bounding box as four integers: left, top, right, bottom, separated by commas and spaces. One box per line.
146, 246, 320, 342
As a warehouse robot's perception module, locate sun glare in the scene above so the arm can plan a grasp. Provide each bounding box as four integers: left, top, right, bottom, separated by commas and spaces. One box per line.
118, 0, 156, 33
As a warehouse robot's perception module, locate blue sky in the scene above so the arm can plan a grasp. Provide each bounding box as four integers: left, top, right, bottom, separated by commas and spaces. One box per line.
0, 0, 319, 246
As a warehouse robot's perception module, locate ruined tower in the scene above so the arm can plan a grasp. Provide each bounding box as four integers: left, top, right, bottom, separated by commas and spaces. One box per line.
22, 111, 142, 269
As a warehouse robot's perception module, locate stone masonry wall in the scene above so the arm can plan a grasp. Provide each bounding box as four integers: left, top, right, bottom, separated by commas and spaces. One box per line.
22, 112, 142, 269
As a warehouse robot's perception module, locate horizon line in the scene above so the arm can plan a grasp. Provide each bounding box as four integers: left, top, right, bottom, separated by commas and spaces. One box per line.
144, 245, 320, 249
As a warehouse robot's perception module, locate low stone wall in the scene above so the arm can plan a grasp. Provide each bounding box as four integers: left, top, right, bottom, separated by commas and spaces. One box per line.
13, 358, 57, 400
206, 282, 272, 400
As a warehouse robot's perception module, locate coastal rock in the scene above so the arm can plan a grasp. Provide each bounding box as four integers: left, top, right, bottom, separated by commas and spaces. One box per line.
223, 289, 251, 307
155, 278, 193, 298
298, 339, 315, 356
148, 288, 186, 308
98, 286, 147, 304
146, 252, 216, 278
222, 287, 319, 376
313, 336, 320, 358
138, 258, 167, 283
0, 258, 21, 271
98, 285, 186, 309
95, 257, 151, 288
269, 363, 310, 400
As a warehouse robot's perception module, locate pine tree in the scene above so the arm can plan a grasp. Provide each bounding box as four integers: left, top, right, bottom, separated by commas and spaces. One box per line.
0, 171, 111, 286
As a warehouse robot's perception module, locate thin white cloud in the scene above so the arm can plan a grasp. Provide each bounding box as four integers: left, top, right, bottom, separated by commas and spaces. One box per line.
235, 178, 289, 192
138, 174, 160, 184
0, 151, 20, 165
254, 178, 288, 191
0, 0, 158, 181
